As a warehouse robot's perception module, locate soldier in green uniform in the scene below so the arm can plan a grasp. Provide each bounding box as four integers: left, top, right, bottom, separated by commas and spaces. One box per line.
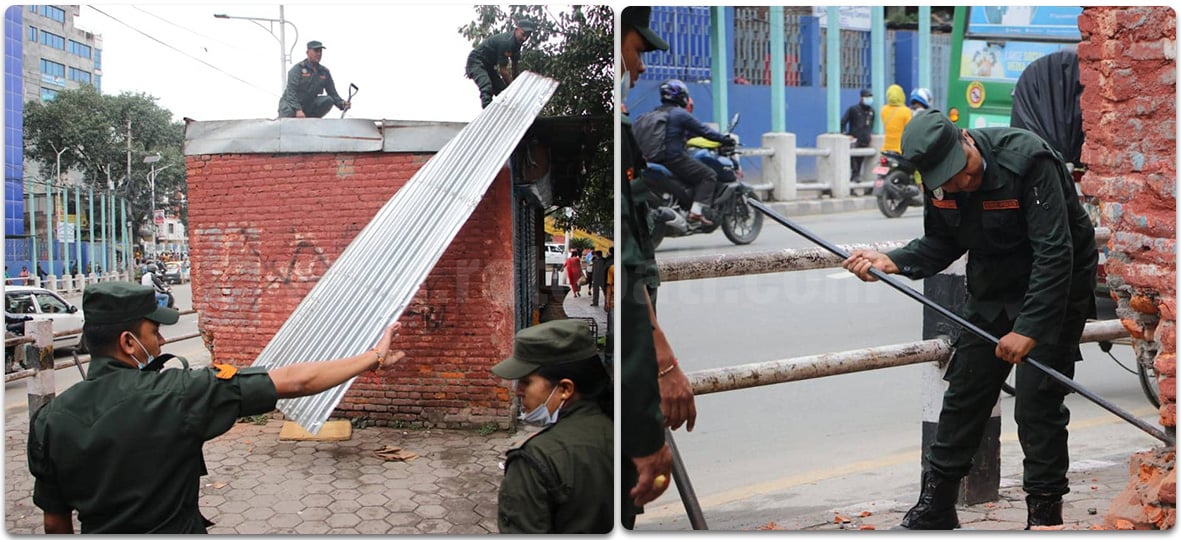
843, 112, 1098, 530
27, 282, 403, 533
277, 40, 350, 118
465, 19, 536, 108
492, 319, 612, 533
620, 6, 700, 530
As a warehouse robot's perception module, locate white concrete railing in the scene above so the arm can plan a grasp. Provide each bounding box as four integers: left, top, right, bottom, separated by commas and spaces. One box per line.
750, 132, 885, 202
5, 272, 132, 294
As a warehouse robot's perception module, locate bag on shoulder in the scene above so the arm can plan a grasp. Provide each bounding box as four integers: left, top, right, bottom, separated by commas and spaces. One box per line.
633, 107, 670, 162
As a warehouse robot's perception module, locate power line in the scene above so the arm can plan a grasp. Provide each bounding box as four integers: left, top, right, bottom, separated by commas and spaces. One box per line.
85, 5, 277, 98
130, 5, 237, 52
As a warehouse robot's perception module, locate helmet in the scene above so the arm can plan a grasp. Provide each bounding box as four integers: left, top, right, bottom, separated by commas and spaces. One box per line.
909, 88, 933, 109
659, 79, 690, 107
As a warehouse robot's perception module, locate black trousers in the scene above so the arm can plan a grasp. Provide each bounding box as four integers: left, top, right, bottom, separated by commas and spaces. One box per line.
465, 61, 507, 108
657, 153, 717, 208
278, 96, 335, 118
850, 140, 870, 180
927, 309, 1087, 497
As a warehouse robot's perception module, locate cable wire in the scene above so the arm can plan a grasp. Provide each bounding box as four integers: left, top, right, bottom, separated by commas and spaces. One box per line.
86, 5, 277, 98
130, 5, 237, 52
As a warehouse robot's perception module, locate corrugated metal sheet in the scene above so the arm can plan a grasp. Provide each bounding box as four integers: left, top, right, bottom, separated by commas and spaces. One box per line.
253, 72, 559, 434
183, 118, 384, 155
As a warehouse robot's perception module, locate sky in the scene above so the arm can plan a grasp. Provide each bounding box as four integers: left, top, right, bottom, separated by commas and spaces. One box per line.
75, 4, 500, 123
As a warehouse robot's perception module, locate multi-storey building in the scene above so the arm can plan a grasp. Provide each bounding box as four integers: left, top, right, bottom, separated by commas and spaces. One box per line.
4, 5, 103, 275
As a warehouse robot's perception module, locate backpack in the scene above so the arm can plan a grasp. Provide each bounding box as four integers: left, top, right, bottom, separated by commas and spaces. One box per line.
633, 106, 671, 162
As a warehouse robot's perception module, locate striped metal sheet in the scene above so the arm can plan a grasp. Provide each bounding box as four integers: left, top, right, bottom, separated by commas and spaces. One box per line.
253, 72, 559, 434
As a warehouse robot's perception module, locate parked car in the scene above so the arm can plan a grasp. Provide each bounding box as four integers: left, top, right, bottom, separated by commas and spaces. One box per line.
4, 285, 85, 351
544, 243, 566, 267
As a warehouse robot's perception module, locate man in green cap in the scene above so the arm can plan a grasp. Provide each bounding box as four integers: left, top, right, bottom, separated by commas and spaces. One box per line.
620, 5, 697, 531
277, 40, 350, 118
465, 19, 536, 108
492, 319, 612, 533
27, 281, 403, 533
842, 111, 1097, 530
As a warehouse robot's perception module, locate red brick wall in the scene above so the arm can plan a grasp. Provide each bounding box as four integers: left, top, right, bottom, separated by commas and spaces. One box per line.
1078, 6, 1176, 530
185, 152, 516, 428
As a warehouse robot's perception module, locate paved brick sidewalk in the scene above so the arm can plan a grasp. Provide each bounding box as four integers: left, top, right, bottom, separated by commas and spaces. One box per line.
6, 406, 519, 533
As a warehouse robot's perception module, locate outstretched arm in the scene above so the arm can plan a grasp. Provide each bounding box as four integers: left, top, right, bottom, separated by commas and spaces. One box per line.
268, 323, 403, 398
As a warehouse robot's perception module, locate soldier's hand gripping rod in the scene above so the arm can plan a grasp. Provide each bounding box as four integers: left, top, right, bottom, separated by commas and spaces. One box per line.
748, 197, 1174, 446
341, 83, 359, 119
666, 428, 708, 530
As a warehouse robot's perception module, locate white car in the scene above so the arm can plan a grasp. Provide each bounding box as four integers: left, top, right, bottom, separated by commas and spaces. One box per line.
5, 286, 85, 351
544, 243, 566, 267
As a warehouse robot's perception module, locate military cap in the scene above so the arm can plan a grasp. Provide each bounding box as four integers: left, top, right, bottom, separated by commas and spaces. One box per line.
307, 40, 325, 50
860, 88, 873, 97
83, 282, 180, 326
900, 110, 965, 193
491, 319, 597, 380
516, 18, 537, 32
621, 6, 669, 52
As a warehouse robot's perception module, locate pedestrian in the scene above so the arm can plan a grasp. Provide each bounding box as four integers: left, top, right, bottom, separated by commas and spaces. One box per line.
36, 263, 47, 283
564, 250, 584, 297
880, 84, 912, 155
842, 112, 1097, 530
590, 250, 607, 307
620, 6, 697, 530
20, 266, 32, 285
26, 281, 405, 533
841, 88, 876, 181
277, 41, 350, 118
465, 19, 536, 108
492, 319, 612, 533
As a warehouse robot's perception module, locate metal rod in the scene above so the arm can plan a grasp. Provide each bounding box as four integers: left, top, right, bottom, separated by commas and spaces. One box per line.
665, 428, 708, 530
749, 197, 1174, 446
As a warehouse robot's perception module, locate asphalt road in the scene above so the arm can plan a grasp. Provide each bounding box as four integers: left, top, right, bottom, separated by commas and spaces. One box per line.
5, 283, 206, 413
636, 209, 1162, 530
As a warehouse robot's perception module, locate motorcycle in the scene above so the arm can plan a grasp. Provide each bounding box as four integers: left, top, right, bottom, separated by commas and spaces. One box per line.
643, 114, 764, 249
872, 150, 923, 218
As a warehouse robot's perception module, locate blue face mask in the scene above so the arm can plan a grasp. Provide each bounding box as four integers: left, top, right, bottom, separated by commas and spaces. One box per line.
519, 386, 565, 427
127, 333, 155, 370
863, 97, 874, 106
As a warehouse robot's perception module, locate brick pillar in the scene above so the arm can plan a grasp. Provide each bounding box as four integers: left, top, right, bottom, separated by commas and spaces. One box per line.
1078, 6, 1176, 530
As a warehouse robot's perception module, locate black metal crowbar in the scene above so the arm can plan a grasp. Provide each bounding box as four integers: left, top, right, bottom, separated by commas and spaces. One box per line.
748, 197, 1174, 446
341, 83, 359, 118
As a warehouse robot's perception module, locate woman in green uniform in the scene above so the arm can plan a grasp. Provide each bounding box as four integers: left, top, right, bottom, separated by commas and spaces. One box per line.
492, 319, 613, 533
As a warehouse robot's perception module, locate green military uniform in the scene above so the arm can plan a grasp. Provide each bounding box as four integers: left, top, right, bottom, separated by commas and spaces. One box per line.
278, 42, 346, 118
619, 6, 671, 530
492, 319, 612, 533
890, 119, 1098, 498
26, 282, 279, 533
465, 21, 533, 108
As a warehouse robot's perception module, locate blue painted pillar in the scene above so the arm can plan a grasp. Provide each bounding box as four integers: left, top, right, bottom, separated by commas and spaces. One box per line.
46, 181, 55, 276
800, 17, 821, 87
919, 6, 931, 91
26, 188, 37, 273
87, 187, 94, 273
770, 6, 786, 132
871, 7, 886, 133
710, 6, 729, 126
74, 187, 82, 272
826, 7, 841, 133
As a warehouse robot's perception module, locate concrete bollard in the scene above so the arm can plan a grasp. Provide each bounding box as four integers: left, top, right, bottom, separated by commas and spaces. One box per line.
764, 132, 797, 202
26, 319, 55, 419
817, 134, 852, 199
920, 256, 1000, 505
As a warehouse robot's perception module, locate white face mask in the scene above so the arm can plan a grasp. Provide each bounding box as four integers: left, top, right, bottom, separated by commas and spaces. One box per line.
619, 71, 632, 106
127, 333, 155, 370
519, 386, 566, 427
863, 97, 874, 106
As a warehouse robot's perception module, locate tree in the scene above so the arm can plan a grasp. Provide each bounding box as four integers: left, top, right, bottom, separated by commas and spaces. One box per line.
23, 86, 187, 243
459, 6, 613, 236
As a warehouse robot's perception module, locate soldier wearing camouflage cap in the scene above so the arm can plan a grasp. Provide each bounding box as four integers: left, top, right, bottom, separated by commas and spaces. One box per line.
492, 319, 612, 533
27, 281, 404, 533
465, 18, 536, 108
842, 111, 1098, 530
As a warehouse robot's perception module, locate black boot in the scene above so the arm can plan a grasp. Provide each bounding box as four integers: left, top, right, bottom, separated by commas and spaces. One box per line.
1025, 495, 1063, 529
893, 471, 961, 530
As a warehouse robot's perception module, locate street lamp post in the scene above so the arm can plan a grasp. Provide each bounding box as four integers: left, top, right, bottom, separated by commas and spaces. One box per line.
214, 7, 299, 95
142, 154, 173, 259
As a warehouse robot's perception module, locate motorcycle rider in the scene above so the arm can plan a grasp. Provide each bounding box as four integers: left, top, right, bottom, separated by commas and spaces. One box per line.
636, 79, 735, 227
140, 263, 171, 307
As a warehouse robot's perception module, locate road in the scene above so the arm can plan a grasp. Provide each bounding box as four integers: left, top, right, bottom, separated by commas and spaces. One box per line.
5, 283, 208, 413
637, 209, 1162, 530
